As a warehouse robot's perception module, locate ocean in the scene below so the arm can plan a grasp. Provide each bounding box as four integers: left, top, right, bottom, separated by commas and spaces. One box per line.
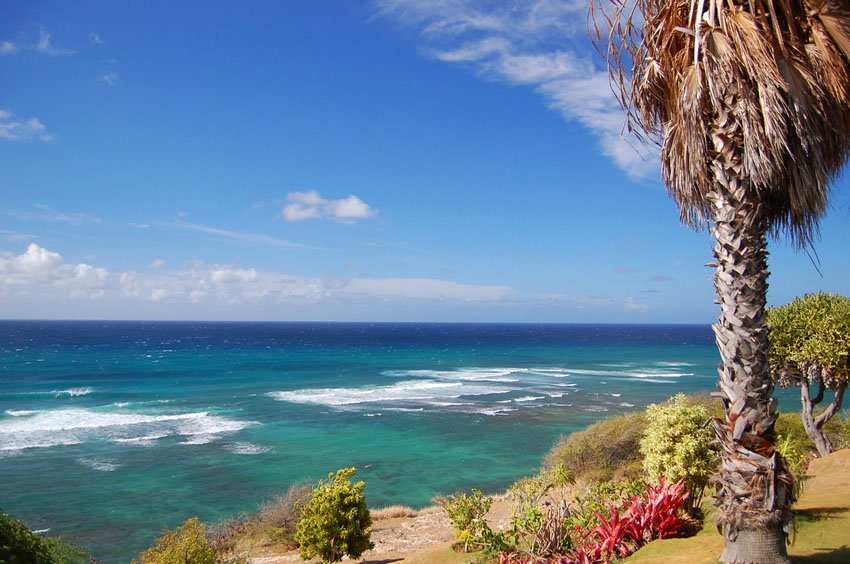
1, 321, 721, 562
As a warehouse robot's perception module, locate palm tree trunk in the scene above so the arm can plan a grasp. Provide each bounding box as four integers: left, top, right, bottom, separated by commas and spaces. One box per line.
708, 107, 793, 563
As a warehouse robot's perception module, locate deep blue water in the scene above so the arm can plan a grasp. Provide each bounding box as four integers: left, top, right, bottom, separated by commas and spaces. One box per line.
0, 321, 721, 562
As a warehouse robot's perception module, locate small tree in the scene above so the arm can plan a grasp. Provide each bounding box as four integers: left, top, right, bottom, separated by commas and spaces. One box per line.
767, 292, 850, 456
640, 394, 718, 512
295, 467, 373, 563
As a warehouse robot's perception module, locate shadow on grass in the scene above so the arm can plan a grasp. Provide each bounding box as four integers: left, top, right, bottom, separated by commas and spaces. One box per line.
795, 506, 847, 522
792, 545, 850, 563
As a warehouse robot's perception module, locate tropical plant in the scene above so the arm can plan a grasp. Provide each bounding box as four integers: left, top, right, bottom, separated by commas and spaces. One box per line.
294, 468, 373, 563
776, 432, 809, 501
590, 1, 850, 561
640, 393, 719, 511
434, 488, 493, 552
135, 516, 216, 564
768, 292, 850, 456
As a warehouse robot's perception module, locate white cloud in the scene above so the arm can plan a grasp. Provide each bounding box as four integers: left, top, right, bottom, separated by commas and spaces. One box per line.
36, 29, 75, 56
0, 110, 55, 142
374, 0, 658, 178
100, 72, 120, 86
0, 41, 18, 55
89, 32, 104, 45
150, 259, 165, 269
170, 220, 310, 248
0, 244, 512, 308
282, 191, 377, 223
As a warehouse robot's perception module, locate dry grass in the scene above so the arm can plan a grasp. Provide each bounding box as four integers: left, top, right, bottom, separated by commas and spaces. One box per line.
370, 505, 419, 521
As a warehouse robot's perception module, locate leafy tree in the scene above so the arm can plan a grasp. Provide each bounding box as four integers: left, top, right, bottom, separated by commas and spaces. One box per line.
295, 468, 373, 563
768, 292, 850, 456
640, 393, 719, 512
590, 1, 850, 561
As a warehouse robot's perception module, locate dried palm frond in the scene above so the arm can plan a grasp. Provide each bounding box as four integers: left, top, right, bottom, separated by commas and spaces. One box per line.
590, 0, 850, 246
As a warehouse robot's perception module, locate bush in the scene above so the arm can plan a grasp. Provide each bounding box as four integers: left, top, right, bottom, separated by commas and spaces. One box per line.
258, 482, 311, 546
434, 488, 494, 553
508, 467, 575, 557
0, 511, 89, 564
640, 393, 718, 509
295, 468, 373, 563
135, 517, 216, 564
544, 411, 647, 483
0, 510, 53, 563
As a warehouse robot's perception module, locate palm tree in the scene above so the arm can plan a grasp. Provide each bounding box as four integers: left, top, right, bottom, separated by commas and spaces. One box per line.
591, 1, 850, 562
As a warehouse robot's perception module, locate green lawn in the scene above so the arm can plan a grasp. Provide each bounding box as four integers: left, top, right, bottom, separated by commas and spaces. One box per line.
629, 449, 850, 563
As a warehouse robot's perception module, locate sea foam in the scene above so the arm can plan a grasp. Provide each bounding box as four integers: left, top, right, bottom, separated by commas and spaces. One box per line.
0, 408, 255, 451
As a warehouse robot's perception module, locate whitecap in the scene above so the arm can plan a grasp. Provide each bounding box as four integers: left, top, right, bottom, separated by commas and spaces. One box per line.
610, 393, 622, 397
5, 410, 38, 417
226, 442, 271, 455
477, 408, 516, 416
619, 402, 636, 407
0, 408, 256, 451
514, 396, 546, 403
268, 380, 509, 409
77, 457, 121, 472
52, 387, 94, 397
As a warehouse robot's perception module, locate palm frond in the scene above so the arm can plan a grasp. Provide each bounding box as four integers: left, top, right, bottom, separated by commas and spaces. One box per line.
591, 0, 850, 245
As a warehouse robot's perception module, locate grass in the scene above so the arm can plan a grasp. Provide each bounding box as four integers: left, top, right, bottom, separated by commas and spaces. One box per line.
627, 448, 850, 563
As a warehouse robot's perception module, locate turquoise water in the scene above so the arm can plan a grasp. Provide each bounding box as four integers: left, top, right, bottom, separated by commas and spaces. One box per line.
0, 322, 722, 562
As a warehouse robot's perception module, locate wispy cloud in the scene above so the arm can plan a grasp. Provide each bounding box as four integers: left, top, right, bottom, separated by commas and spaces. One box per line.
0, 110, 55, 142
374, 0, 658, 178
100, 71, 120, 86
1, 205, 102, 224
35, 29, 75, 56
0, 40, 18, 55
169, 220, 312, 249
282, 191, 377, 223
0, 229, 36, 242
89, 32, 104, 46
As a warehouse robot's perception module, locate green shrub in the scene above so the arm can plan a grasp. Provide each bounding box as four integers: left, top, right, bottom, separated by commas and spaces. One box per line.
135, 517, 216, 564
543, 411, 647, 483
434, 488, 493, 552
295, 468, 373, 563
508, 468, 575, 557
0, 511, 88, 564
640, 393, 718, 509
776, 432, 809, 501
0, 510, 53, 563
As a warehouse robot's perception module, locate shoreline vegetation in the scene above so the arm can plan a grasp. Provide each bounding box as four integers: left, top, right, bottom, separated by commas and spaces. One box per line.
3, 393, 848, 563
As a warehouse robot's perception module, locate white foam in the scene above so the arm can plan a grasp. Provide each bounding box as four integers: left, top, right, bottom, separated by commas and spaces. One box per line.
53, 387, 94, 397
268, 379, 509, 408
548, 392, 567, 398
0, 408, 255, 451
514, 396, 546, 403
558, 367, 692, 379
655, 362, 695, 367
226, 442, 271, 455
582, 406, 609, 412
5, 410, 38, 417
477, 408, 516, 416
78, 457, 121, 472
112, 433, 169, 445
610, 393, 622, 397
386, 367, 523, 383
619, 402, 636, 407
555, 383, 578, 388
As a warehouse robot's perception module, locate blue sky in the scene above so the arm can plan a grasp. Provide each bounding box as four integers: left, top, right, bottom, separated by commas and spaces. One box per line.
1, 0, 848, 322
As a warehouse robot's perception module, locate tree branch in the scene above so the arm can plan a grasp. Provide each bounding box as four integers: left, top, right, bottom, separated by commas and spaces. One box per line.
814, 381, 847, 429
